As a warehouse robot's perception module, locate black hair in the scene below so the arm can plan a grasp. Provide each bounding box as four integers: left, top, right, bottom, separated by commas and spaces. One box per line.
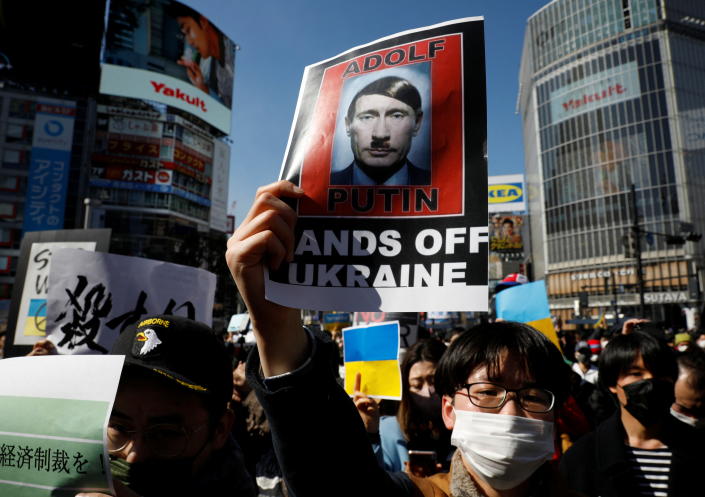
346, 76, 422, 122
397, 339, 446, 440
448, 326, 466, 340
598, 331, 677, 388
677, 345, 705, 391
435, 321, 570, 405
502, 218, 514, 226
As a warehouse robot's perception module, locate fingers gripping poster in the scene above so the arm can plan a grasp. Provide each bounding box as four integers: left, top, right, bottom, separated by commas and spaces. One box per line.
266, 18, 488, 312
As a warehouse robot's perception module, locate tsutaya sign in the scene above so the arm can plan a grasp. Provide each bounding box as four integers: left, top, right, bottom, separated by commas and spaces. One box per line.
550, 61, 641, 124
644, 291, 688, 304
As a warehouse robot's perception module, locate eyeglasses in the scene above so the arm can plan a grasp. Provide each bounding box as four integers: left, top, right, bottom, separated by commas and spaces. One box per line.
107, 422, 208, 458
458, 382, 555, 413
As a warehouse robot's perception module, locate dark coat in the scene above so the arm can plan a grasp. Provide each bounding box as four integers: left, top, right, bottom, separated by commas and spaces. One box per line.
559, 412, 705, 497
247, 329, 584, 497
330, 160, 431, 185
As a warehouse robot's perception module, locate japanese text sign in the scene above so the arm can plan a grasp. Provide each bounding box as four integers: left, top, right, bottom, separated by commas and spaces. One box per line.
45, 249, 216, 355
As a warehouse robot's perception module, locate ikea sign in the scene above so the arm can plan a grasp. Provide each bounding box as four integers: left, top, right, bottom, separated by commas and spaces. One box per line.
489, 184, 523, 203
488, 175, 526, 213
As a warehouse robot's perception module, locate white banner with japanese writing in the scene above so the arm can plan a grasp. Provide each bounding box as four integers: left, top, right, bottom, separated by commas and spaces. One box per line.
0, 355, 124, 496
45, 249, 216, 355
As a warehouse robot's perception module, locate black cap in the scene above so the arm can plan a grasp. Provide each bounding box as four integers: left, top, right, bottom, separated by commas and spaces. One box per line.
111, 315, 232, 409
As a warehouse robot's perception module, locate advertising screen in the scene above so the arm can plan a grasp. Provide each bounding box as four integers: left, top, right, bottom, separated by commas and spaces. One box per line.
100, 0, 235, 134
489, 214, 524, 255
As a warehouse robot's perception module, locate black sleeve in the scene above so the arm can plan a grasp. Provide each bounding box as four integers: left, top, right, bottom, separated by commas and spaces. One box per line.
558, 435, 596, 497
246, 329, 412, 497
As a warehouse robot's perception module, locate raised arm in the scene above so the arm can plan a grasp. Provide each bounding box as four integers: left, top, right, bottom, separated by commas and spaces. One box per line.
226, 182, 414, 497
225, 180, 307, 376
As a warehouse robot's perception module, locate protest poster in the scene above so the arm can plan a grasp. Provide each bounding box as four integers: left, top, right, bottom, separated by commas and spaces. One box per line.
495, 280, 560, 349
265, 18, 488, 312
343, 321, 401, 399
4, 229, 111, 358
354, 311, 421, 348
45, 249, 216, 355
0, 355, 124, 496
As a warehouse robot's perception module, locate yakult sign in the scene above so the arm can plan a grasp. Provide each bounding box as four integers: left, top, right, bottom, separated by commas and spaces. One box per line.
550, 61, 641, 124
99, 0, 236, 134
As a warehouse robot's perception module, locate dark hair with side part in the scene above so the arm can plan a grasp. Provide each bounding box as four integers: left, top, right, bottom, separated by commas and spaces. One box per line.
397, 339, 447, 439
435, 321, 571, 406
677, 345, 705, 391
346, 76, 422, 123
598, 331, 678, 389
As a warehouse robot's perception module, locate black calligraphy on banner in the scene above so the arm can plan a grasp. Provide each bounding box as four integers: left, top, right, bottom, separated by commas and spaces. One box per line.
53, 275, 197, 353
55, 276, 112, 353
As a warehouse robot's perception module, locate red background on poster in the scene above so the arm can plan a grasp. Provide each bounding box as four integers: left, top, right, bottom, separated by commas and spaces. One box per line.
298, 34, 463, 217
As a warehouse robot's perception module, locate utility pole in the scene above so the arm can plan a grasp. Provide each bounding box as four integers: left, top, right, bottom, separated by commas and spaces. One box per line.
630, 184, 646, 317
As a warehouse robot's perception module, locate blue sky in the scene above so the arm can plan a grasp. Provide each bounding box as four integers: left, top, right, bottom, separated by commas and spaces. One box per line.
186, 0, 551, 226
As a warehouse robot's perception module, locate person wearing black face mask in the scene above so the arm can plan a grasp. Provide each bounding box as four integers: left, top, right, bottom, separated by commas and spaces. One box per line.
79, 316, 256, 497
560, 329, 705, 497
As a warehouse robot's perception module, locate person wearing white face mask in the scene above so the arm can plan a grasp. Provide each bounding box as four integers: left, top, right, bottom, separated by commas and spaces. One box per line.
225, 181, 583, 497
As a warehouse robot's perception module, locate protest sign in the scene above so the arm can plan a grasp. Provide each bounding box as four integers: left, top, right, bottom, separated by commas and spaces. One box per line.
265, 18, 488, 312
343, 321, 401, 399
4, 229, 111, 357
354, 311, 420, 348
0, 355, 124, 496
45, 249, 216, 355
495, 280, 560, 349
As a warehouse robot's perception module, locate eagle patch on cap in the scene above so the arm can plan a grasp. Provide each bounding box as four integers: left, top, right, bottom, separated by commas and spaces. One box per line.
133, 328, 163, 356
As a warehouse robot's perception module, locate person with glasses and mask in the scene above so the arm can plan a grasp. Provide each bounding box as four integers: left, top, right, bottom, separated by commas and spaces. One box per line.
79, 315, 255, 497
560, 330, 704, 497
225, 180, 582, 497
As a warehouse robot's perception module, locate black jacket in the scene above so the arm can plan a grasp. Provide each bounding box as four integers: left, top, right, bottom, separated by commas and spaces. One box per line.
559, 411, 705, 497
247, 329, 582, 497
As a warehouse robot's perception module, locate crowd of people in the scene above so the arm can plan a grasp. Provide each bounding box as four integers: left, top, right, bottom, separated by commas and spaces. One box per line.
6, 179, 705, 497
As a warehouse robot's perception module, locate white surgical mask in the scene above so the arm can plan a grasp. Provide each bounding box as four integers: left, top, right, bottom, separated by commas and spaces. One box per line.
451, 410, 554, 490
670, 406, 698, 426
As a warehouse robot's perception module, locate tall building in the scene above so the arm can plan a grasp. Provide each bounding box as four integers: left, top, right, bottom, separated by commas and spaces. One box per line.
519, 0, 705, 329
0, 0, 236, 327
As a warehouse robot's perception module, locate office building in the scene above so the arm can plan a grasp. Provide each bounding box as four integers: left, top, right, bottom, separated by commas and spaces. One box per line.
519, 0, 705, 328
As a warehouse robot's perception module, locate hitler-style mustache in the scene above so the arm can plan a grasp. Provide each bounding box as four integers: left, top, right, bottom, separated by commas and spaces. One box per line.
370, 137, 393, 149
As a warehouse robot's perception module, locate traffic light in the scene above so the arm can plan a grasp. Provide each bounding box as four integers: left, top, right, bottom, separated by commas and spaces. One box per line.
623, 231, 637, 258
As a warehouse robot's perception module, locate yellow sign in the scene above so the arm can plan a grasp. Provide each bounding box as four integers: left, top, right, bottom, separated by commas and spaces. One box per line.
488, 184, 523, 203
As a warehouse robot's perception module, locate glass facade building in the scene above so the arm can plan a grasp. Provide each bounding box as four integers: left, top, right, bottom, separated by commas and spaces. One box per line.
519, 0, 705, 328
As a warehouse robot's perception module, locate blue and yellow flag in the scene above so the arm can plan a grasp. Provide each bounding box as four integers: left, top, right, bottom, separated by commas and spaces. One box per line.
495, 280, 560, 350
343, 321, 401, 400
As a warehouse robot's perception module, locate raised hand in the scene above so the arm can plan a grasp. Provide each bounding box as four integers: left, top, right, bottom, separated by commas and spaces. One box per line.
225, 181, 308, 377
352, 372, 380, 434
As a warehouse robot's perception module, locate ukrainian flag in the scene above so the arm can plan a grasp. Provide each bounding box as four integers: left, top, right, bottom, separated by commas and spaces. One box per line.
495, 280, 560, 350
23, 298, 47, 337
343, 321, 402, 400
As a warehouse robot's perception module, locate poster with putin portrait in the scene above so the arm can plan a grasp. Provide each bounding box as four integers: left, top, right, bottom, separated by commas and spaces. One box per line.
266, 18, 488, 312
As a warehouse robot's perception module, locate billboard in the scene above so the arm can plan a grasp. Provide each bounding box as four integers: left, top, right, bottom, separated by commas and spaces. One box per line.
488, 174, 525, 213
489, 214, 524, 255
209, 140, 230, 232
100, 0, 236, 134
22, 99, 77, 232
550, 61, 641, 124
